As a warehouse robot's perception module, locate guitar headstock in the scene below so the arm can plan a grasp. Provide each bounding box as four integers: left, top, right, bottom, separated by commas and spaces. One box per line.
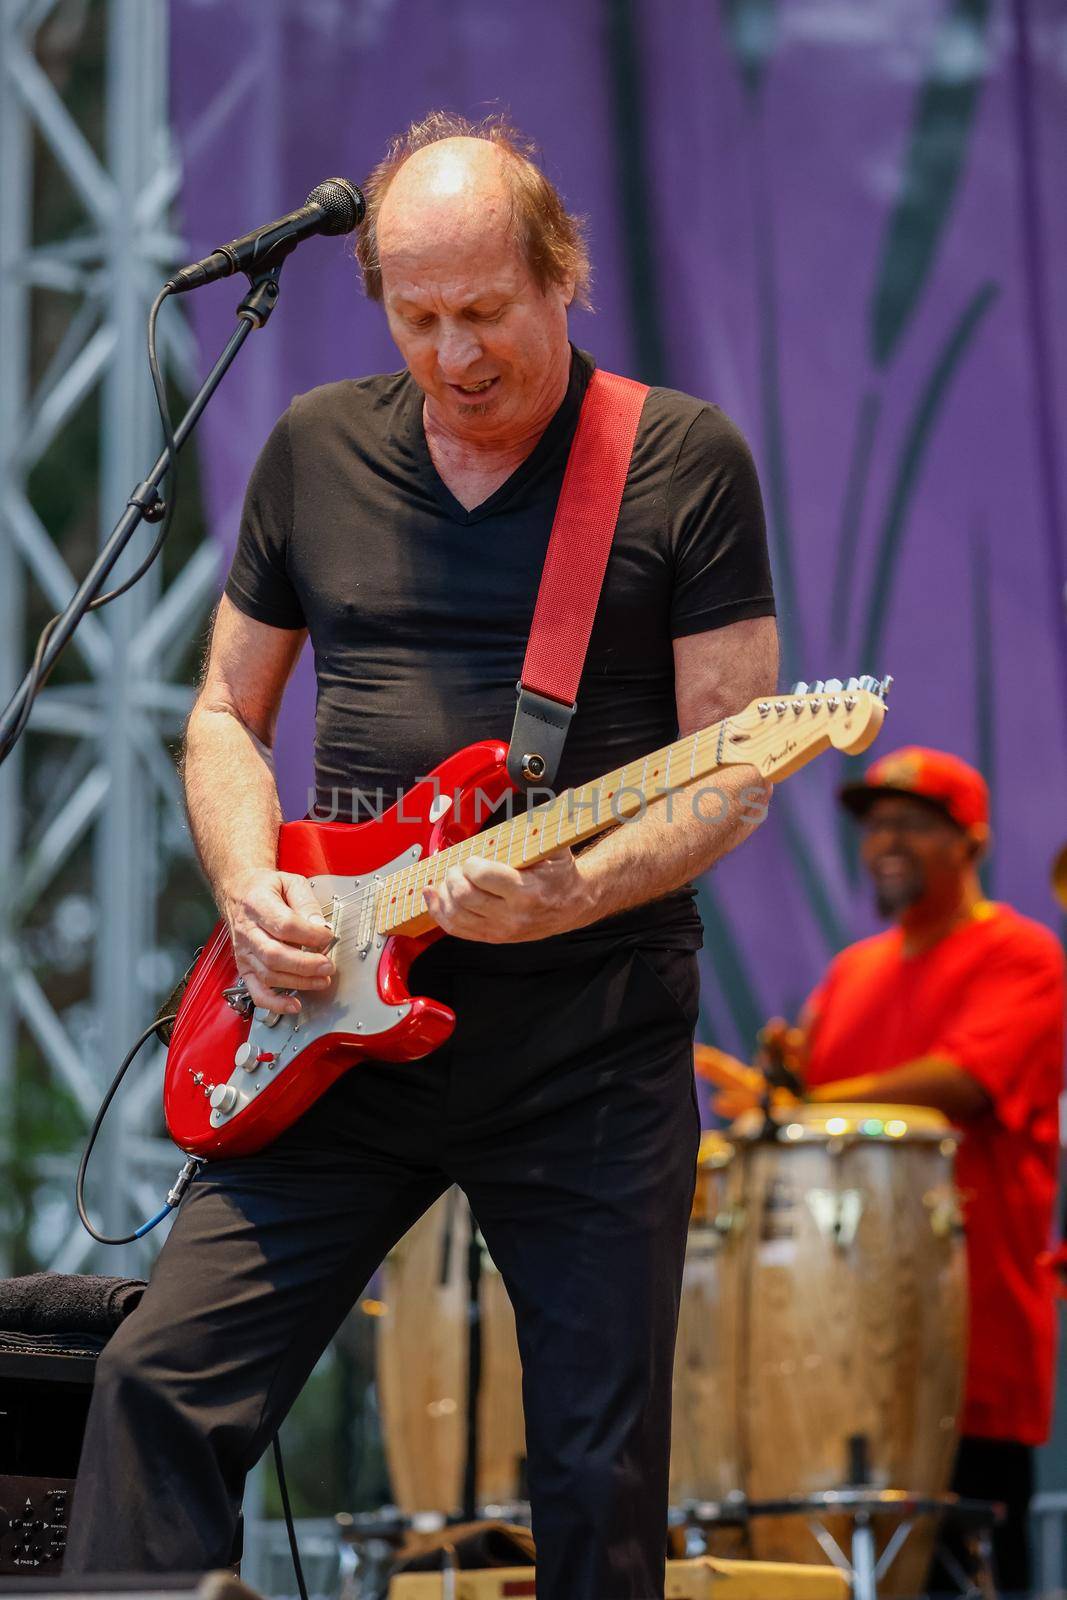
722, 676, 892, 781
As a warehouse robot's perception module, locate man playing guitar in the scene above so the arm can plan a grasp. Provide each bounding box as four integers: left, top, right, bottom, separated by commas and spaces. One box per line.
67, 113, 778, 1599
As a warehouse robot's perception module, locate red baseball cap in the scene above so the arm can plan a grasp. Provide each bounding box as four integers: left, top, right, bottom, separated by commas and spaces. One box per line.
839, 746, 989, 832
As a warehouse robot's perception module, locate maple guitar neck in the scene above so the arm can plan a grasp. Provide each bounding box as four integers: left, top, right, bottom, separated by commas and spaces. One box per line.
379, 675, 890, 941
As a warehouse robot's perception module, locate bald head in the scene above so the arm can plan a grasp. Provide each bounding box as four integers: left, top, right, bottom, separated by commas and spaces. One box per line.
355, 110, 591, 308
377, 137, 514, 282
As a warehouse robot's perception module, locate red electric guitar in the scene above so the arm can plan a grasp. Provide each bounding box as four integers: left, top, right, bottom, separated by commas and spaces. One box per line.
164, 676, 890, 1157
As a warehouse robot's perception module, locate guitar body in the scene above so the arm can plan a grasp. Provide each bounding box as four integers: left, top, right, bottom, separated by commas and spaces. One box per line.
164, 739, 515, 1158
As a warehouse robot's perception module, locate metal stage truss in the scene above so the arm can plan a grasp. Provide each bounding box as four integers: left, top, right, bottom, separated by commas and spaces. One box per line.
0, 0, 218, 1273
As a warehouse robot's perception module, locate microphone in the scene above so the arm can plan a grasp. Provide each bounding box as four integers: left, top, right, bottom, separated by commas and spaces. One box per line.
166, 177, 364, 294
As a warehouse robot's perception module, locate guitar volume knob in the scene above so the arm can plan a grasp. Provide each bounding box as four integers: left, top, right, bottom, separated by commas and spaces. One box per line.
209, 1083, 239, 1114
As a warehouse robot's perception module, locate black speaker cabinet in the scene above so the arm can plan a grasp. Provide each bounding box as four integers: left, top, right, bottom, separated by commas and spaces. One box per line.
0, 1348, 97, 1575
0, 1574, 263, 1599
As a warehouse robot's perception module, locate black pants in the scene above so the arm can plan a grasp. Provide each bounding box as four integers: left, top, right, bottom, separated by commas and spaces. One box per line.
66, 940, 700, 1600
929, 1436, 1034, 1597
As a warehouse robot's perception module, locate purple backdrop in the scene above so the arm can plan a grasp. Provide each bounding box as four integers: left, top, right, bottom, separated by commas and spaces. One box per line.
170, 0, 1067, 1055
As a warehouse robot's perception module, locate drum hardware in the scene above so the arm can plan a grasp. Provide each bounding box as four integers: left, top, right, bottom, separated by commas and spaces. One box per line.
336, 1506, 535, 1600
687, 1212, 738, 1242
847, 1434, 872, 1487
461, 1203, 484, 1522
713, 1203, 745, 1237
1051, 841, 1067, 909
742, 1490, 1000, 1600
757, 1023, 805, 1099
755, 1100, 782, 1142
669, 1497, 749, 1560
758, 1186, 797, 1243
336, 1508, 406, 1600
441, 1545, 458, 1600
739, 1107, 961, 1148
704, 1144, 736, 1170
923, 1187, 965, 1239
689, 1135, 735, 1227
667, 1486, 997, 1600
333, 1509, 461, 1600
806, 1189, 864, 1247
377, 1191, 526, 1517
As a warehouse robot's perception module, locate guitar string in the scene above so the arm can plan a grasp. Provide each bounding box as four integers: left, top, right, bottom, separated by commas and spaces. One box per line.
325, 712, 766, 951
323, 720, 719, 924
325, 705, 818, 948
198, 724, 725, 989
307, 697, 850, 953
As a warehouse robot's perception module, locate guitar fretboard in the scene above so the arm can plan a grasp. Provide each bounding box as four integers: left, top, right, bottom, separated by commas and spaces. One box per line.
376, 718, 734, 937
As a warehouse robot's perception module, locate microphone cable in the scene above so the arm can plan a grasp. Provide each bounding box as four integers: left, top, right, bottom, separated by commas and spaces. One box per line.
0, 287, 178, 760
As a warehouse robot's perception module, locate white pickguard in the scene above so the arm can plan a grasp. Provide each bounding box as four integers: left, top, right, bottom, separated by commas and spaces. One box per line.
207, 843, 422, 1130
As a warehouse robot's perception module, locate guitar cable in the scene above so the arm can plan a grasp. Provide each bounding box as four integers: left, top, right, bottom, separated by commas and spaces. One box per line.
273, 1434, 310, 1600
77, 1011, 310, 1600
75, 1014, 201, 1245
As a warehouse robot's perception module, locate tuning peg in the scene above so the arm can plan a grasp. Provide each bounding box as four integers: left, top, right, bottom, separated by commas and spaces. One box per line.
823, 678, 843, 693
790, 681, 809, 696
845, 676, 860, 691
879, 674, 894, 701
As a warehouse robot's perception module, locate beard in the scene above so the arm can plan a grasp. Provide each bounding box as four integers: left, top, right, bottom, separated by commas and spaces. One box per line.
873, 864, 925, 919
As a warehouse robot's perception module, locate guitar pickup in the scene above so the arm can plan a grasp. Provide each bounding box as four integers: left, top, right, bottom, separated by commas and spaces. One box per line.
273, 898, 343, 1012
319, 896, 342, 953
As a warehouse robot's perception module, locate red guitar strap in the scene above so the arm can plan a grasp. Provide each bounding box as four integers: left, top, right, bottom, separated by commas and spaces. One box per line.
507, 367, 649, 790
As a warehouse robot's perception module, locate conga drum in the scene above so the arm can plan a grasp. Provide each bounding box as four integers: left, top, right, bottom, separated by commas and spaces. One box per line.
671, 1105, 967, 1593
671, 1133, 742, 1500
376, 1188, 526, 1513
671, 1131, 748, 1557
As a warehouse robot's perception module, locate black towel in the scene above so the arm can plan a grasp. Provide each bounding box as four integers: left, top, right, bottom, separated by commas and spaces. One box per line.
0, 1272, 145, 1337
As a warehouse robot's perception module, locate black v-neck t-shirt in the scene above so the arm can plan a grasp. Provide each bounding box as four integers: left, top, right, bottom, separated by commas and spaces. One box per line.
225, 348, 775, 962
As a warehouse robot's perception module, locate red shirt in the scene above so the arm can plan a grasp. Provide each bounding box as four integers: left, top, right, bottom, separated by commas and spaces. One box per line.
805, 904, 1065, 1445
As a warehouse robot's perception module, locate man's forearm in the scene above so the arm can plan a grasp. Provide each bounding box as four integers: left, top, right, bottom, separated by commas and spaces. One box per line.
183, 702, 283, 906
571, 764, 767, 927
806, 1057, 992, 1121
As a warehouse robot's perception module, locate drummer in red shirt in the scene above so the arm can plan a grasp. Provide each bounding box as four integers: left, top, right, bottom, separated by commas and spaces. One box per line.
700, 747, 1065, 1595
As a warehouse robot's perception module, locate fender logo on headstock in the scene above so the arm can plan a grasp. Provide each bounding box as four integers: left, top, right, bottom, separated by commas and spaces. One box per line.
769, 739, 799, 764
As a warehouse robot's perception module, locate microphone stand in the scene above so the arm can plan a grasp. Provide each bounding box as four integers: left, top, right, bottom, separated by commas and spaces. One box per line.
0, 266, 284, 762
